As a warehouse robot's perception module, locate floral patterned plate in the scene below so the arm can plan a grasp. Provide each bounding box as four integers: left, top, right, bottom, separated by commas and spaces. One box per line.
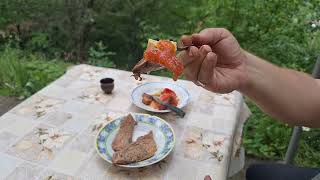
95, 113, 175, 168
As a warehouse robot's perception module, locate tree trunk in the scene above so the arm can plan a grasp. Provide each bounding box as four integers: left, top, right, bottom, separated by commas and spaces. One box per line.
65, 0, 79, 61
15, 24, 23, 48
78, 22, 94, 62
65, 0, 95, 62
77, 0, 95, 62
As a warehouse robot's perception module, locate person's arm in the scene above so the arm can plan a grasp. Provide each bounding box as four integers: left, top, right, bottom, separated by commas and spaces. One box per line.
241, 52, 320, 128
179, 28, 320, 128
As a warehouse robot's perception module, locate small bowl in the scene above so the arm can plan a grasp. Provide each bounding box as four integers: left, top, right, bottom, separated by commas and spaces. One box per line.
100, 78, 114, 94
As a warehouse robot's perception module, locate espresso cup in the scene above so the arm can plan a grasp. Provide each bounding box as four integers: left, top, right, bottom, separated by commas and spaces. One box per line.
100, 78, 114, 94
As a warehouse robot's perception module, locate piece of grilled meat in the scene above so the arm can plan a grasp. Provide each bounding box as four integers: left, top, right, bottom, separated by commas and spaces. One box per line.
112, 131, 157, 165
142, 93, 166, 110
111, 114, 137, 152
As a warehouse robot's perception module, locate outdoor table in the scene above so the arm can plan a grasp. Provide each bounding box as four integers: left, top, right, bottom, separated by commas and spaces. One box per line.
0, 64, 250, 180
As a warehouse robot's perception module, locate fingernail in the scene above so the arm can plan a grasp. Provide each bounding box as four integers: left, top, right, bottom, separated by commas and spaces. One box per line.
181, 35, 187, 41
200, 45, 210, 54
189, 50, 193, 57
191, 33, 198, 38
191, 34, 199, 41
200, 46, 205, 53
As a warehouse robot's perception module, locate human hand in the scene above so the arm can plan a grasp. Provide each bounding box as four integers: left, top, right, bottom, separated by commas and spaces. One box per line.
178, 28, 248, 93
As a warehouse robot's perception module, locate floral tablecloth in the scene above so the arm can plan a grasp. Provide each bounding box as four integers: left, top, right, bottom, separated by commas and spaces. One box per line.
0, 64, 250, 180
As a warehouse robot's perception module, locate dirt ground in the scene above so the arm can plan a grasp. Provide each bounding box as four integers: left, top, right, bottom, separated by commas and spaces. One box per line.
0, 96, 22, 116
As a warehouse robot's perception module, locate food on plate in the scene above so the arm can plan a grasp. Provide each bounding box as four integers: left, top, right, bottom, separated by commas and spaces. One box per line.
160, 88, 179, 107
112, 114, 137, 151
111, 115, 158, 165
142, 93, 153, 105
142, 93, 166, 110
132, 39, 184, 81
142, 88, 179, 110
112, 131, 157, 165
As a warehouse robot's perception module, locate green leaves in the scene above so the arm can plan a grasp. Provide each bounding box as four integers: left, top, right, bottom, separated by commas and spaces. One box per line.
0, 46, 69, 99
88, 41, 116, 68
27, 32, 50, 52
243, 99, 320, 167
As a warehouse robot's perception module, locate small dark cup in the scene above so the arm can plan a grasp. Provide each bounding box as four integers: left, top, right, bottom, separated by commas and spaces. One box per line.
100, 78, 114, 94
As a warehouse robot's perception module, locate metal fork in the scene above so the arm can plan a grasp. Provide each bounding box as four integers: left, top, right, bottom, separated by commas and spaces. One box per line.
176, 42, 201, 51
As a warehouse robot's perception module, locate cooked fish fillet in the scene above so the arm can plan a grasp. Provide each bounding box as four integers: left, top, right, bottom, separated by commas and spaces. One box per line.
112, 114, 137, 151
142, 93, 153, 105
112, 131, 157, 165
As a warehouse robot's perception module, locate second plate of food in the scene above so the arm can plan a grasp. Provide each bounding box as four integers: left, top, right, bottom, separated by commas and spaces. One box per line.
95, 113, 175, 168
131, 82, 190, 113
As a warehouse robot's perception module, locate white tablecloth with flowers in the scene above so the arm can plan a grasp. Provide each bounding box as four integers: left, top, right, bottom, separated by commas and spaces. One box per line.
0, 64, 250, 180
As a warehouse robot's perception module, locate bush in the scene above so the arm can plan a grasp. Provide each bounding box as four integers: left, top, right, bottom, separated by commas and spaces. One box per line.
243, 100, 292, 158
0, 47, 30, 97
88, 41, 116, 68
0, 47, 69, 98
243, 99, 320, 167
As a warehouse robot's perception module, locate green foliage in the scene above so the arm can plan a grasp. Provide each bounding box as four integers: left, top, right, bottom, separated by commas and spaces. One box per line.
0, 47, 30, 97
233, 0, 319, 72
295, 129, 320, 167
1, 0, 319, 71
0, 47, 69, 98
243, 99, 320, 167
243, 100, 292, 158
26, 32, 50, 53
88, 42, 116, 68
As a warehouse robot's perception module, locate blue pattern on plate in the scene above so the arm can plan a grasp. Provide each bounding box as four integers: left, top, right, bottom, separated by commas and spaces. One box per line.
99, 147, 106, 154
98, 133, 105, 142
148, 117, 156, 124
106, 123, 116, 132
96, 113, 175, 168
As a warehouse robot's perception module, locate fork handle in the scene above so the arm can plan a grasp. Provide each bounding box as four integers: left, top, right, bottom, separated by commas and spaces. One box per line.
177, 45, 201, 51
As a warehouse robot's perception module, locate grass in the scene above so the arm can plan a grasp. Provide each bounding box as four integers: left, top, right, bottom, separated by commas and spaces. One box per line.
0, 47, 70, 99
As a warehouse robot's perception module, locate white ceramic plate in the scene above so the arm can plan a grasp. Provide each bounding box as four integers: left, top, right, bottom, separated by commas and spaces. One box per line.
95, 113, 175, 168
131, 82, 190, 113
